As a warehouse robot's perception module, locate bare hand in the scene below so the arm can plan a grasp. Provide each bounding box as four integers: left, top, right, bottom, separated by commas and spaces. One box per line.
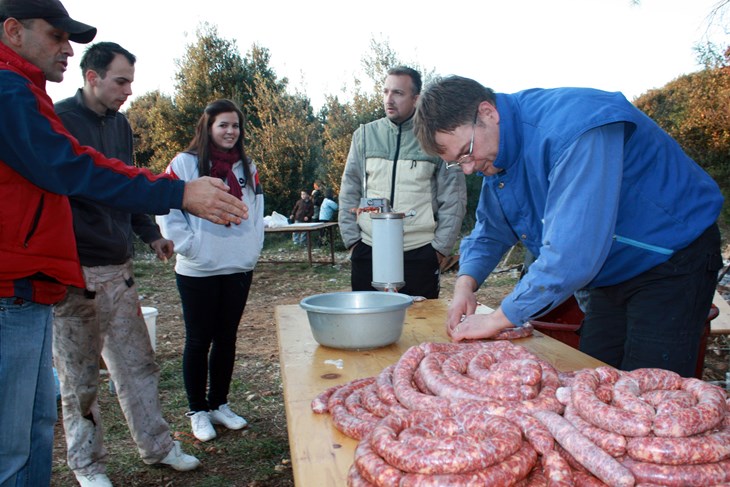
446, 275, 478, 336
450, 307, 513, 342
150, 238, 174, 261
182, 177, 248, 225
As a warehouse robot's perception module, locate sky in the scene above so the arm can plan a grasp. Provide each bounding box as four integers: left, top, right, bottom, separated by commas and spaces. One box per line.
46, 0, 727, 111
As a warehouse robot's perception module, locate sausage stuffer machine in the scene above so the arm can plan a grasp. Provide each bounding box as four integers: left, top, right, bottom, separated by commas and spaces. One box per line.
360, 198, 405, 293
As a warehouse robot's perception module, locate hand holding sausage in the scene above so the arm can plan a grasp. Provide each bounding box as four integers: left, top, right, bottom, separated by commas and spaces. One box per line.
447, 275, 478, 336
450, 306, 516, 342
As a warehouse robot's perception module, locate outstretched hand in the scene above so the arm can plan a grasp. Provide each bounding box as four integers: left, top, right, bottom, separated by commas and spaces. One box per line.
182, 177, 248, 225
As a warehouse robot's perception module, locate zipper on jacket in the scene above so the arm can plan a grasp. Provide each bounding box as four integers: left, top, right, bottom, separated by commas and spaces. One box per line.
24, 194, 45, 247
613, 234, 674, 255
390, 125, 403, 205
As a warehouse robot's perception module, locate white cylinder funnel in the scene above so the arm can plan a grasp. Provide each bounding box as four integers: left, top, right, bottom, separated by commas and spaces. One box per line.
371, 212, 405, 292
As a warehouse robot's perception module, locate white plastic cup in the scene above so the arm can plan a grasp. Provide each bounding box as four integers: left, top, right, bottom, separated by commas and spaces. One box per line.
141, 306, 158, 352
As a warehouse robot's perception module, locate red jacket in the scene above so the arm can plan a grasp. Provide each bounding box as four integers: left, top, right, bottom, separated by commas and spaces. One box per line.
0, 43, 185, 304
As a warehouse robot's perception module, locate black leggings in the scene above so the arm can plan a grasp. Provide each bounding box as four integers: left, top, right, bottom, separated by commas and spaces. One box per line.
176, 271, 253, 411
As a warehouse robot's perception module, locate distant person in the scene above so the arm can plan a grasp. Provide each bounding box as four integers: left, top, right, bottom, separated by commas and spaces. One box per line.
157, 99, 264, 443
319, 187, 338, 223
414, 75, 723, 377
317, 187, 339, 246
0, 1, 245, 485
53, 42, 199, 487
289, 189, 314, 246
311, 179, 324, 222
338, 66, 467, 298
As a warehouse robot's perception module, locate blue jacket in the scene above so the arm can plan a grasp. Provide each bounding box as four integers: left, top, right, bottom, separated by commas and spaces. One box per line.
459, 88, 723, 325
0, 42, 184, 304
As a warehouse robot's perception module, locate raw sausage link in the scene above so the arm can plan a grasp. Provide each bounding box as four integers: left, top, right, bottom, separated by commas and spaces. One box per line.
622, 456, 730, 487
612, 375, 656, 418
571, 368, 652, 437
347, 462, 375, 486
328, 377, 378, 440
563, 402, 627, 457
626, 419, 730, 465
353, 439, 404, 486
370, 408, 523, 474
652, 378, 726, 437
398, 442, 537, 487
572, 470, 609, 487
491, 323, 535, 340
393, 345, 452, 410
541, 449, 574, 486
311, 382, 344, 413
532, 409, 635, 487
488, 405, 555, 455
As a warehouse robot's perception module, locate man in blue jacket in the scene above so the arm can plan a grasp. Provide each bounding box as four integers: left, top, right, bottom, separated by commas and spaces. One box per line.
414, 75, 723, 377
0, 1, 245, 484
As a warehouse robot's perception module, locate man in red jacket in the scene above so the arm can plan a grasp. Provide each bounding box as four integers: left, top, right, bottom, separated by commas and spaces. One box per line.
0, 1, 246, 484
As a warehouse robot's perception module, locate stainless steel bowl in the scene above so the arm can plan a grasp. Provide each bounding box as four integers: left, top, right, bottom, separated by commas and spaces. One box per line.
299, 291, 413, 350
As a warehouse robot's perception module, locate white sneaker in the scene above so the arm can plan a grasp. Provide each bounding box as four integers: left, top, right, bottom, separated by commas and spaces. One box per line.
186, 410, 217, 441
157, 440, 201, 471
74, 472, 113, 487
210, 404, 248, 430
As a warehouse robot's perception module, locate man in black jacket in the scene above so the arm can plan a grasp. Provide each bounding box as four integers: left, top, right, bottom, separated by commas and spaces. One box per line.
53, 42, 199, 487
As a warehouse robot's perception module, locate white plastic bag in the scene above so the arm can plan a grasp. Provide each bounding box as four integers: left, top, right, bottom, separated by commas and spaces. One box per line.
264, 211, 291, 228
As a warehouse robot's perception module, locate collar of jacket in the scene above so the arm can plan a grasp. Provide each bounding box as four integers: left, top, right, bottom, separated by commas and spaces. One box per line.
0, 41, 46, 89
72, 88, 118, 121
384, 111, 416, 132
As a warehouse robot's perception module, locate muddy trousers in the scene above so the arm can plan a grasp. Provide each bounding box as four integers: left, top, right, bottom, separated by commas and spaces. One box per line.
53, 261, 174, 476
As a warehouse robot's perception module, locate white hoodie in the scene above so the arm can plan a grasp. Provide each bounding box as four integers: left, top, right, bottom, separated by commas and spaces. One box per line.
156, 152, 265, 277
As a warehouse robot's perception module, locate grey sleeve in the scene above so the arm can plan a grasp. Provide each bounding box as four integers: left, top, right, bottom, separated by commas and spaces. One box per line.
337, 128, 364, 248
431, 161, 467, 255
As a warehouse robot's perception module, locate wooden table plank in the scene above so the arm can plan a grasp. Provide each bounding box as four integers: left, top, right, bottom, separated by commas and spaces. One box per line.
276, 299, 607, 487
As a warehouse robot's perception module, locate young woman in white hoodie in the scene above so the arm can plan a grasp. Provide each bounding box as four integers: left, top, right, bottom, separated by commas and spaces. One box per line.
157, 99, 264, 442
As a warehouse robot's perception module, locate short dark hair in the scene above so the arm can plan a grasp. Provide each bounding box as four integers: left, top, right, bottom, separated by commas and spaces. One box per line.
414, 75, 496, 156
387, 66, 422, 95
80, 41, 135, 78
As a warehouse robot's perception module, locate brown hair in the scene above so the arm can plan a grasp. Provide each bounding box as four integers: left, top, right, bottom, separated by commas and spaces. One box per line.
414, 75, 496, 156
186, 99, 252, 188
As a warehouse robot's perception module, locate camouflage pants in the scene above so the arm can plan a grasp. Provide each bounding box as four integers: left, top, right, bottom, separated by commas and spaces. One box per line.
52, 261, 173, 475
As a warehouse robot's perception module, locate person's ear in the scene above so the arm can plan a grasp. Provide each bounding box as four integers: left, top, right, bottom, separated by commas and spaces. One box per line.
478, 100, 500, 125
84, 69, 100, 87
2, 18, 25, 47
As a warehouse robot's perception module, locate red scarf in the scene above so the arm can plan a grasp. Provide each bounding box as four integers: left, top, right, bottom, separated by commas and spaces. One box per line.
209, 145, 243, 199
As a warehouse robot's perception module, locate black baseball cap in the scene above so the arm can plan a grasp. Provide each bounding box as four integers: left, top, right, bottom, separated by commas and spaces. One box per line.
0, 0, 96, 44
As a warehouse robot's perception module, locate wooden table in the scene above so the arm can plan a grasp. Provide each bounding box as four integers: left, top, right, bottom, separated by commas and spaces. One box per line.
263, 222, 338, 265
276, 299, 607, 486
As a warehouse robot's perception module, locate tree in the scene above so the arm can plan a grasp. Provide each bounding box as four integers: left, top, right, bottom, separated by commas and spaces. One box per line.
246, 70, 321, 215
126, 90, 180, 173
320, 95, 358, 196
634, 65, 730, 225
173, 22, 250, 147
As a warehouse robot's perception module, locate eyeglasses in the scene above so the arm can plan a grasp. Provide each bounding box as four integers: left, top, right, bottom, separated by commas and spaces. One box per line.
445, 110, 479, 169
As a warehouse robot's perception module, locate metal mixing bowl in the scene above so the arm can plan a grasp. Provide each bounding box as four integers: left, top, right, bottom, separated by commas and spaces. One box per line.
299, 291, 413, 350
